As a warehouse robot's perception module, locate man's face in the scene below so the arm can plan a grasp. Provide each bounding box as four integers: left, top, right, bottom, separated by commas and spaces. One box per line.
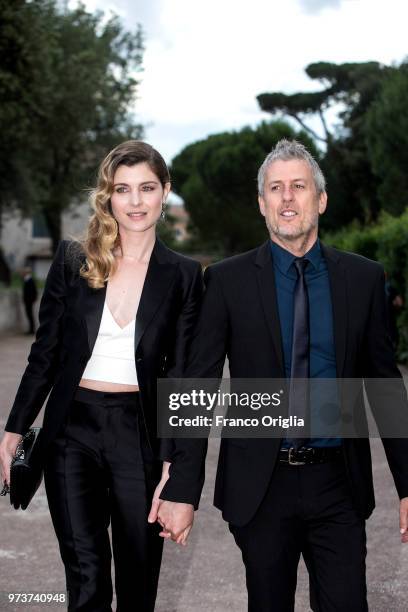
258, 159, 327, 243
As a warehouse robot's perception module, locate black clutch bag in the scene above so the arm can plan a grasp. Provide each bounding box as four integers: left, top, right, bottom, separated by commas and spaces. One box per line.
9, 427, 44, 510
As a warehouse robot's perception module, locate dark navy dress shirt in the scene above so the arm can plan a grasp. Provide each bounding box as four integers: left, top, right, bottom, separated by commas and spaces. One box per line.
270, 239, 341, 448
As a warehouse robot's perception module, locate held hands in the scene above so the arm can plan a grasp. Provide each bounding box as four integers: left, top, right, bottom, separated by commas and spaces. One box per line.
400, 497, 408, 543
147, 461, 194, 546
156, 501, 194, 546
0, 431, 23, 489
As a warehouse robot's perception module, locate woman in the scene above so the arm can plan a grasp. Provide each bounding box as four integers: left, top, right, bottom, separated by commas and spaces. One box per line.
0, 141, 203, 611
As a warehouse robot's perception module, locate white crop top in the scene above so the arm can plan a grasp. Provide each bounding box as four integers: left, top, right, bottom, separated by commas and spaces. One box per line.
81, 301, 138, 385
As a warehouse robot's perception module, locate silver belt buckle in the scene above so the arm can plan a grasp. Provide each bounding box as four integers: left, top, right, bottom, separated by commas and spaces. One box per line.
288, 448, 306, 466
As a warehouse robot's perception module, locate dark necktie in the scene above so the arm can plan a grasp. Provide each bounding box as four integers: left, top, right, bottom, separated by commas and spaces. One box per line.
287, 257, 310, 449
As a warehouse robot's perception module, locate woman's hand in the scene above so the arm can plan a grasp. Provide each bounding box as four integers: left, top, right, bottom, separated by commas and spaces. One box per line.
147, 461, 171, 524
147, 461, 195, 545
0, 432, 23, 487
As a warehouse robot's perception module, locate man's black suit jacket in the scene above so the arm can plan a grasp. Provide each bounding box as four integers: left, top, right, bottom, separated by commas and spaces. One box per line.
6, 239, 203, 482
161, 240, 408, 526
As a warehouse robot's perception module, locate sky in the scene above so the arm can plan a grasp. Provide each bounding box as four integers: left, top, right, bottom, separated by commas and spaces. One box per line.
71, 0, 408, 164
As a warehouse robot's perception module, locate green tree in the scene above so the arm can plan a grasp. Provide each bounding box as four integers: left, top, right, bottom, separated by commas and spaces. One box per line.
0, 1, 53, 220
257, 61, 390, 228
0, 0, 144, 252
170, 121, 319, 255
323, 210, 408, 361
365, 62, 408, 216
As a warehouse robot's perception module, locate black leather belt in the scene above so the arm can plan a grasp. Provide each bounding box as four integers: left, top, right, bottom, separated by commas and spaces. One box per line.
279, 446, 343, 466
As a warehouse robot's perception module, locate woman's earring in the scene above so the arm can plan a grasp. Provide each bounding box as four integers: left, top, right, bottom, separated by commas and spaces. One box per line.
161, 201, 166, 220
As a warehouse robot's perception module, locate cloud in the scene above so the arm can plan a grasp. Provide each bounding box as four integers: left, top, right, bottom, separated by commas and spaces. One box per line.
73, 0, 163, 37
298, 0, 342, 13
75, 0, 408, 162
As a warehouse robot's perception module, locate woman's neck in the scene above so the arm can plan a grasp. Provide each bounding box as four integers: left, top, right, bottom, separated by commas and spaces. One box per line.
116, 228, 156, 263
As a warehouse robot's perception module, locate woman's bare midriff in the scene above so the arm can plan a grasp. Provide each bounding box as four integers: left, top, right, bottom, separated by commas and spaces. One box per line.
79, 379, 140, 392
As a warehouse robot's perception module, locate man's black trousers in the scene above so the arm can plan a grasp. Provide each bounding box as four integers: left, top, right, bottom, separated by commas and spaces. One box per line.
229, 456, 368, 612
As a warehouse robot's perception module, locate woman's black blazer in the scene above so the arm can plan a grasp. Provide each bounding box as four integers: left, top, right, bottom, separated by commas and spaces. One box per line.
6, 238, 203, 464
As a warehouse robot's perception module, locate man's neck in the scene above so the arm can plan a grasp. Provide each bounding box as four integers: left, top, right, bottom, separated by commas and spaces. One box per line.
270, 232, 318, 258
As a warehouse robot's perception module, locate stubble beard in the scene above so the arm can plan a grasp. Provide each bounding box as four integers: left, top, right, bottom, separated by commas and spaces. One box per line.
265, 214, 319, 245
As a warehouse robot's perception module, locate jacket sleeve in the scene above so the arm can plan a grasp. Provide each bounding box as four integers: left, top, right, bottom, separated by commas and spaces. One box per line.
165, 261, 204, 380
158, 260, 204, 462
5, 241, 68, 435
363, 266, 408, 499
159, 265, 229, 508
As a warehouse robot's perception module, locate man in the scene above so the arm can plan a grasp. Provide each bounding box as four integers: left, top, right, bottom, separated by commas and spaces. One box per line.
156, 140, 408, 610
21, 266, 38, 334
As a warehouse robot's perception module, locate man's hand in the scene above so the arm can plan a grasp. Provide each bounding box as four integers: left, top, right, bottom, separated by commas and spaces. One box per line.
156, 501, 194, 545
400, 497, 408, 543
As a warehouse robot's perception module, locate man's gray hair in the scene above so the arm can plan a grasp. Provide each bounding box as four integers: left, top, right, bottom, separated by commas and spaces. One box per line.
257, 139, 326, 196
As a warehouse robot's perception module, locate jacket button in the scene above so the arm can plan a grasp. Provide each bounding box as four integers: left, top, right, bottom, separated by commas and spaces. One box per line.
136, 357, 143, 363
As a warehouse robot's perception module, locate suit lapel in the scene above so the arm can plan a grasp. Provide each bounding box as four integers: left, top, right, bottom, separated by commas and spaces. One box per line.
255, 241, 285, 375
82, 280, 107, 355
321, 244, 348, 378
134, 239, 177, 353
81, 238, 177, 356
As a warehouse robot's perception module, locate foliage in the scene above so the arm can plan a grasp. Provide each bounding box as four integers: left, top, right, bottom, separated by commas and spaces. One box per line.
0, 0, 56, 210
0, 0, 144, 251
365, 61, 408, 216
323, 210, 408, 360
156, 211, 179, 250
170, 121, 319, 256
257, 61, 392, 228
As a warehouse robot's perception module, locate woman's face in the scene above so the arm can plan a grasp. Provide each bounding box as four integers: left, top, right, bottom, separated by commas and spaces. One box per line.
110, 162, 170, 235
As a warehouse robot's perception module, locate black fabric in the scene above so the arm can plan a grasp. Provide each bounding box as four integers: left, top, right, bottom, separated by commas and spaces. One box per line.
161, 240, 408, 525
44, 389, 163, 612
159, 239, 408, 612
287, 258, 310, 449
229, 459, 368, 612
6, 239, 204, 476
5, 238, 204, 610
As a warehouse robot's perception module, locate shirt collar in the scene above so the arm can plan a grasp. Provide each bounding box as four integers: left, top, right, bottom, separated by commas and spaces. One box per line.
270, 238, 322, 274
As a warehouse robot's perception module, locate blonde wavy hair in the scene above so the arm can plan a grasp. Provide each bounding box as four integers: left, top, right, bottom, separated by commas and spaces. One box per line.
80, 140, 170, 289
